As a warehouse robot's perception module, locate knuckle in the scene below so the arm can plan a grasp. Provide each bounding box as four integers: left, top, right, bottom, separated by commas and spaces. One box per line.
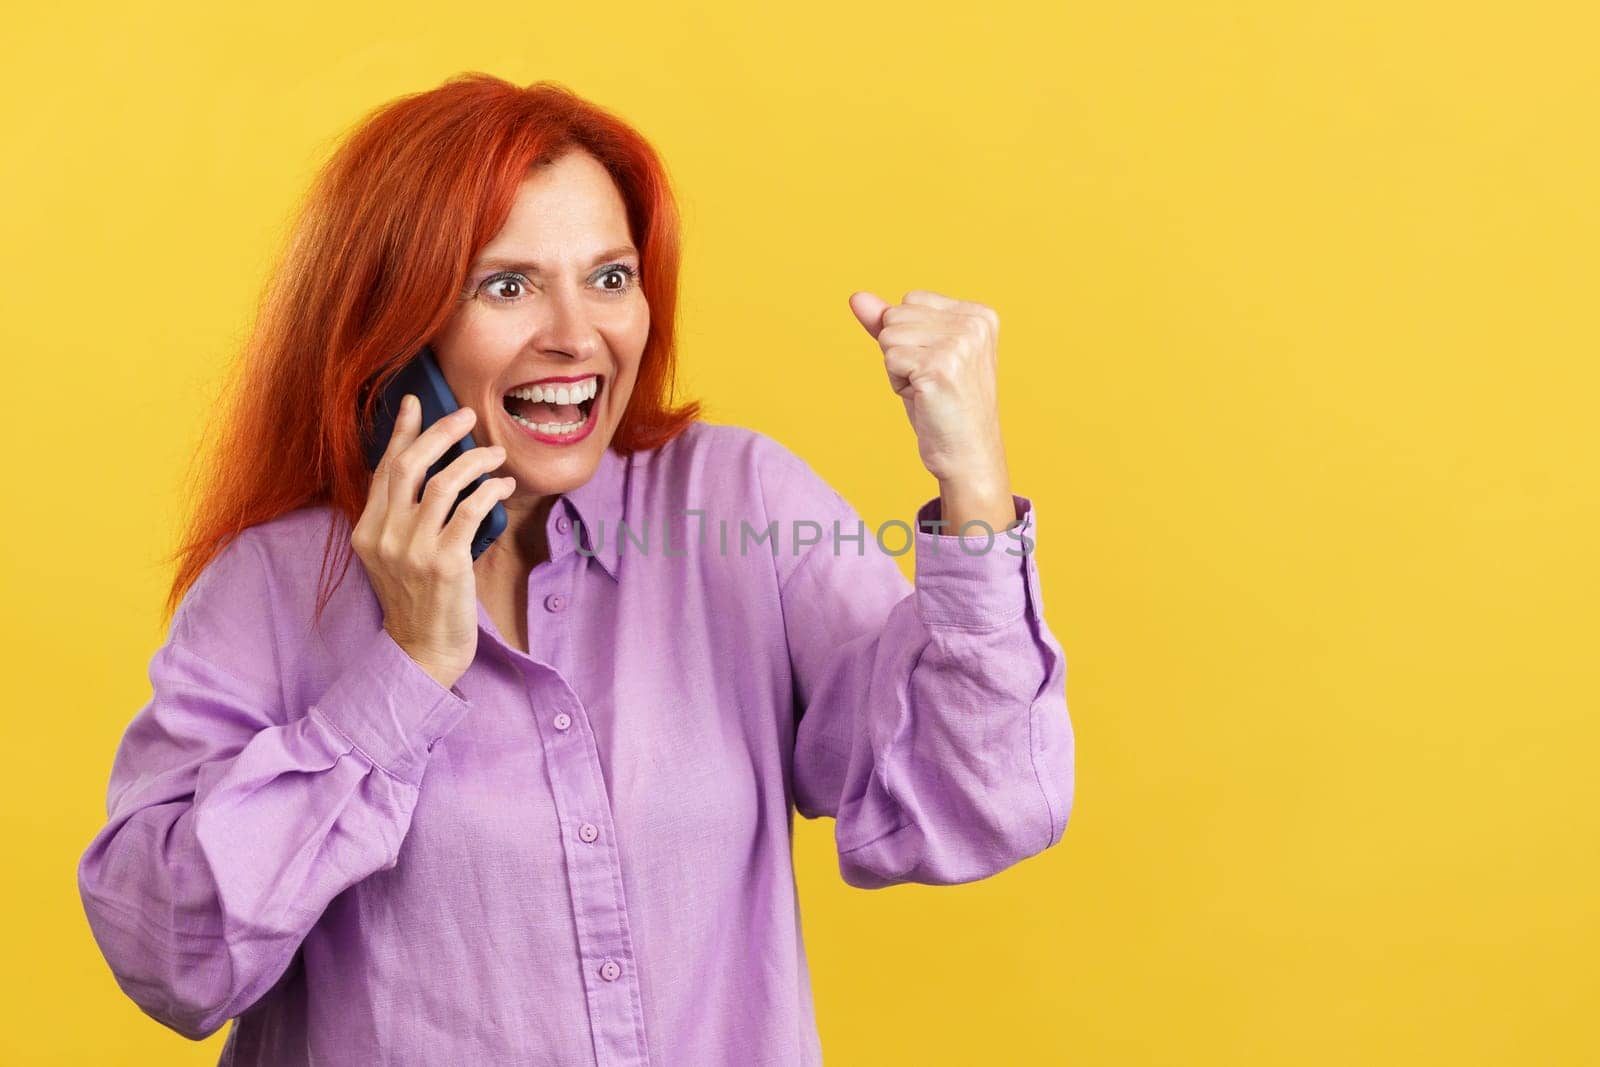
399, 448, 432, 474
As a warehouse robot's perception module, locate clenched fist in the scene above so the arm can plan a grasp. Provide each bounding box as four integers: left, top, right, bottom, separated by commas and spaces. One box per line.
849, 289, 1015, 533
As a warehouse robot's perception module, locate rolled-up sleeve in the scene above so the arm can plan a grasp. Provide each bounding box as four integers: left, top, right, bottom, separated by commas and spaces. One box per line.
76, 529, 471, 1040
759, 438, 1074, 889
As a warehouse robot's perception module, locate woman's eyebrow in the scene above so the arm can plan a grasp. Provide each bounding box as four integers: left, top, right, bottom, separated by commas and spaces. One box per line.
471, 245, 639, 273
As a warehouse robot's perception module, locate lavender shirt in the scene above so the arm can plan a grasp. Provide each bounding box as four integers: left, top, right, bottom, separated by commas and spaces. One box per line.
78, 419, 1074, 1066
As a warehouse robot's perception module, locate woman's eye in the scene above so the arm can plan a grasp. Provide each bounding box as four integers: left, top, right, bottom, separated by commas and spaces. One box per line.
599, 265, 639, 292
485, 275, 526, 301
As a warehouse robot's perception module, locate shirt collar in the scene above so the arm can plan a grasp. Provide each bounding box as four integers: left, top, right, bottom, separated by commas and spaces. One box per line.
554, 442, 630, 581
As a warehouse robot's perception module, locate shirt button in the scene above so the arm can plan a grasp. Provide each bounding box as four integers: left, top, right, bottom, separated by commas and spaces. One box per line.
555, 514, 572, 534
599, 959, 621, 982
578, 822, 599, 843
553, 712, 572, 731
544, 593, 566, 612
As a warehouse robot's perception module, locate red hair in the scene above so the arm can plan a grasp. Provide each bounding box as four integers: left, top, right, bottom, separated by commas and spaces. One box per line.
163, 73, 701, 627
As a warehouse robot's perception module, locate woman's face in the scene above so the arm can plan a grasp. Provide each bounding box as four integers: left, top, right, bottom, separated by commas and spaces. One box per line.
432, 148, 648, 517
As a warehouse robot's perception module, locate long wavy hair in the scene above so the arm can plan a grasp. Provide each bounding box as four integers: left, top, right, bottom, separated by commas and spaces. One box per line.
164, 73, 701, 628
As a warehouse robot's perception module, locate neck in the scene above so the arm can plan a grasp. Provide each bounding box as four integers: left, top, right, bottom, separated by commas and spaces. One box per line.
477, 492, 558, 578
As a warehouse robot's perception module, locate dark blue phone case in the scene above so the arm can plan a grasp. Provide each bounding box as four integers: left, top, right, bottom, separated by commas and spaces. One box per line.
359, 345, 508, 560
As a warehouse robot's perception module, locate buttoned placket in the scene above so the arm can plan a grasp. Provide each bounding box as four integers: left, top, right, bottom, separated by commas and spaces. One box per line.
472, 501, 650, 1066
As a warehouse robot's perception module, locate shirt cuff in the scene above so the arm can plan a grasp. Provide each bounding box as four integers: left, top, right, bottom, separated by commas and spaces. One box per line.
912, 493, 1044, 631
307, 626, 472, 786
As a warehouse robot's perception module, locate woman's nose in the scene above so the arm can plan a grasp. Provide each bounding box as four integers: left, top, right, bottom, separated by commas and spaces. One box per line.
535, 287, 602, 358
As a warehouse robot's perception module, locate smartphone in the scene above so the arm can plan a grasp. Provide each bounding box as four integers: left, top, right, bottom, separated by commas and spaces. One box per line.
359, 344, 508, 560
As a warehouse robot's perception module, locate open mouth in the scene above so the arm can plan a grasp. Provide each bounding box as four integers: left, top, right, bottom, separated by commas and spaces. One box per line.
501, 374, 601, 436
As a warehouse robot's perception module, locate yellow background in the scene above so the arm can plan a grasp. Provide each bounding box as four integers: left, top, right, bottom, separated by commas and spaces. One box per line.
4, 2, 1596, 1064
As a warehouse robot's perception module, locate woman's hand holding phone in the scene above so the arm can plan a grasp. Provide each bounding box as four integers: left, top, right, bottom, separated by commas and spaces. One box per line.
351, 394, 514, 691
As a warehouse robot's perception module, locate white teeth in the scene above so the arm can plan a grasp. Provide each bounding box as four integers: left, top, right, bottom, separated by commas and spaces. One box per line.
504, 376, 599, 437
505, 377, 598, 404
508, 406, 592, 436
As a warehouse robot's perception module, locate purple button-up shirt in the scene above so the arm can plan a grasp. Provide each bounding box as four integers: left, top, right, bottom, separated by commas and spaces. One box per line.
77, 420, 1075, 1065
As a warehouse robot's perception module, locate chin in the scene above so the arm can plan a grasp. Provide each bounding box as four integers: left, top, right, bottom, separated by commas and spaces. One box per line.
505, 436, 605, 490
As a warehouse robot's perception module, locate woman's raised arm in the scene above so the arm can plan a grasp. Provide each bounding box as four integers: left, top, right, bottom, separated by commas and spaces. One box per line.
757, 434, 1075, 889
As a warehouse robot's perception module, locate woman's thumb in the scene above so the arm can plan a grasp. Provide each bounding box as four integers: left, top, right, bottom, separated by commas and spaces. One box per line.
848, 291, 891, 340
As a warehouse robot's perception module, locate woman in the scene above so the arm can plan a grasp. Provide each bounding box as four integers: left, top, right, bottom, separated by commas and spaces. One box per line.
77, 72, 1075, 1066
